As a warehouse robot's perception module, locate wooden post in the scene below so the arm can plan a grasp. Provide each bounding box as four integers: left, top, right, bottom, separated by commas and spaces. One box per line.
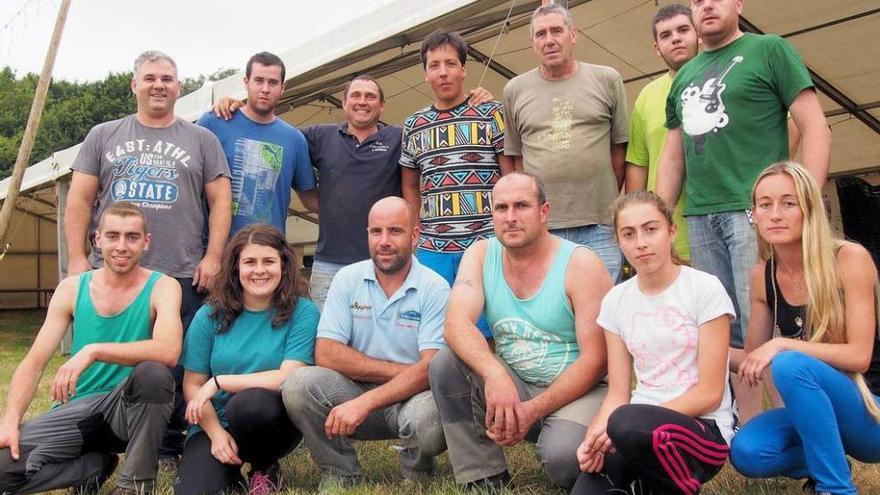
0, 0, 72, 248
56, 177, 73, 354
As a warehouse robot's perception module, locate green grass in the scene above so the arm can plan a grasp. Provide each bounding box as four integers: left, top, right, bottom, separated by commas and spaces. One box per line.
1, 309, 878, 494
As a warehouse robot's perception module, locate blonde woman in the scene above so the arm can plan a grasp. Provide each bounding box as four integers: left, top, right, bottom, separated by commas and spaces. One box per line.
731, 162, 880, 495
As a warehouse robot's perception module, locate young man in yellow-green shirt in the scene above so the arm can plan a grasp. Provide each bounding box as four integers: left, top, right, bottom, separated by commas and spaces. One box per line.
624, 3, 699, 260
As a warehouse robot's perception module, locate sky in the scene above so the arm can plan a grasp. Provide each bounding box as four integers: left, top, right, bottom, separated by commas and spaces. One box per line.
0, 0, 396, 82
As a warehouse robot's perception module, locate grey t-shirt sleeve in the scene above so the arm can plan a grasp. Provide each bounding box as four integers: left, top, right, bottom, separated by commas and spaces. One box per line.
71, 125, 104, 176
609, 70, 629, 145
502, 81, 522, 156
200, 131, 231, 184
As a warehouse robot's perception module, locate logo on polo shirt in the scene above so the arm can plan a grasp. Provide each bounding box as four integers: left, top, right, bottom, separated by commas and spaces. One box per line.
399, 310, 421, 322
351, 301, 372, 311
368, 141, 390, 153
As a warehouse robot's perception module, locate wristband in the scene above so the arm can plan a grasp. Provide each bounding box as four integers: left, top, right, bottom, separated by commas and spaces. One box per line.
213, 375, 222, 391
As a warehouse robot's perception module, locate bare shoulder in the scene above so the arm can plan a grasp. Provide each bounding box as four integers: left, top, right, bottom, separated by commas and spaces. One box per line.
566, 246, 612, 297
454, 240, 490, 287
51, 275, 81, 308
568, 246, 606, 276
837, 241, 877, 282
152, 275, 182, 304
467, 238, 489, 257
154, 274, 182, 291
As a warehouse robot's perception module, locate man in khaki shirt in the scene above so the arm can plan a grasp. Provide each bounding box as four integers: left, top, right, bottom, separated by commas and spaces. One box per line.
503, 3, 628, 281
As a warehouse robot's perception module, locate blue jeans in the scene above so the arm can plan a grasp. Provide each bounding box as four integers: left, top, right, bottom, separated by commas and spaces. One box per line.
416, 248, 491, 338
549, 224, 622, 283
730, 351, 880, 495
687, 212, 757, 348
309, 260, 348, 311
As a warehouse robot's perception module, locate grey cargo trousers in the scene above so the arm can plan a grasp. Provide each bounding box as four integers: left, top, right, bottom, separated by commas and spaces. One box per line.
0, 361, 174, 494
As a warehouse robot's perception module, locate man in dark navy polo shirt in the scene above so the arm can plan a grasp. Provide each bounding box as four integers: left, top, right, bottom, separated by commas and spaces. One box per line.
301, 75, 403, 309
215, 75, 400, 309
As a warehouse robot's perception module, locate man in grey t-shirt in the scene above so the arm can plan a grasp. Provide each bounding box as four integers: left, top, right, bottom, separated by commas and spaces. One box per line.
64, 50, 231, 457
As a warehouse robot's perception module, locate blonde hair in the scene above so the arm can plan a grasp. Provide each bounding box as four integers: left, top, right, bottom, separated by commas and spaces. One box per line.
611, 190, 687, 266
752, 161, 880, 421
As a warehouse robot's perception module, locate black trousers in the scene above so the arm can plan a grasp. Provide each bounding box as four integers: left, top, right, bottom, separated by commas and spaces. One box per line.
160, 277, 204, 457
571, 404, 729, 495
174, 388, 301, 495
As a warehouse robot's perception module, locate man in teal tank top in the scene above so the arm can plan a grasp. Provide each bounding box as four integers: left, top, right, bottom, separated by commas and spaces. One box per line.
430, 173, 612, 489
0, 203, 183, 495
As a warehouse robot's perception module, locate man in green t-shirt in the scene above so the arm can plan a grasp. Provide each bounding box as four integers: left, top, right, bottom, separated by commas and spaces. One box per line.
656, 0, 830, 422
0, 203, 182, 495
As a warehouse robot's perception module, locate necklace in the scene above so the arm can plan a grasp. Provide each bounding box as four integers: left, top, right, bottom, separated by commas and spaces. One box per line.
771, 257, 807, 341
777, 260, 805, 292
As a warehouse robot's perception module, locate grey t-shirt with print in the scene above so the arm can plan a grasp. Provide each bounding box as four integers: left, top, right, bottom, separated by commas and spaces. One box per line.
71, 114, 230, 278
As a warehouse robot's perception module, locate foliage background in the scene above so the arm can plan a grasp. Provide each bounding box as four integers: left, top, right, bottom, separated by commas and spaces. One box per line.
0, 67, 236, 179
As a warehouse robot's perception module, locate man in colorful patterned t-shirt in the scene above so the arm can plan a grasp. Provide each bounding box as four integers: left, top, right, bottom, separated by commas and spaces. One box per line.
401, 29, 513, 338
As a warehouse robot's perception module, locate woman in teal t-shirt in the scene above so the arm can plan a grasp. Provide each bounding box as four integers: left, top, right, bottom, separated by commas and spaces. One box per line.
175, 224, 319, 495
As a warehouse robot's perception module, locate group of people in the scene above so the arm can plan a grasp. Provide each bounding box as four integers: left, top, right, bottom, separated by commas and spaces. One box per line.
0, 1, 878, 495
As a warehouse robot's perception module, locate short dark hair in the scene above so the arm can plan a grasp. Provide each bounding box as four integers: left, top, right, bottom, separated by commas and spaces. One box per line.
343, 75, 385, 102
246, 52, 286, 82
420, 29, 467, 70
499, 172, 547, 205
651, 4, 693, 41
100, 202, 148, 234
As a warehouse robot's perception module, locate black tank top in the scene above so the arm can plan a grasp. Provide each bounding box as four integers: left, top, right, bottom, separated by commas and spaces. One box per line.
765, 258, 880, 396
764, 259, 806, 340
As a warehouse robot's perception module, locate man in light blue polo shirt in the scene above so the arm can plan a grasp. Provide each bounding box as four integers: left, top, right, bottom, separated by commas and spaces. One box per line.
281, 196, 449, 489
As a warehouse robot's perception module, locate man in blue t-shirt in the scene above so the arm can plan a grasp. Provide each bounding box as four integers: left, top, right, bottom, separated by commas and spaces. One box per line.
198, 52, 317, 236
281, 197, 450, 490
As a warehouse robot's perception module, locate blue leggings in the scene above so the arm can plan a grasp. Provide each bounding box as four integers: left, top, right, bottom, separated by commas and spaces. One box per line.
730, 351, 880, 495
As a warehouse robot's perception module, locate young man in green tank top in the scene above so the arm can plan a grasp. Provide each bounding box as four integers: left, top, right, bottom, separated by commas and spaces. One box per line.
0, 203, 182, 495
429, 172, 612, 489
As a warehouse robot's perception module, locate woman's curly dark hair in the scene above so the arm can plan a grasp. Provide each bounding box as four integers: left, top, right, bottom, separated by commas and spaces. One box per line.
207, 224, 303, 333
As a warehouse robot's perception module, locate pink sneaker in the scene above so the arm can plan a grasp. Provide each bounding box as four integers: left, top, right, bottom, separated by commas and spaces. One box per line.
248, 463, 282, 495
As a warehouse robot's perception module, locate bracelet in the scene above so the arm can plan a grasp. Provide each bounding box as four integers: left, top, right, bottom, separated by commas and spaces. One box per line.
213, 375, 222, 391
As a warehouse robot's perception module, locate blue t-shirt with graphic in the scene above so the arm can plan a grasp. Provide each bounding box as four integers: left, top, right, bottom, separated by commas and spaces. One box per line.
181, 298, 319, 433
198, 111, 316, 235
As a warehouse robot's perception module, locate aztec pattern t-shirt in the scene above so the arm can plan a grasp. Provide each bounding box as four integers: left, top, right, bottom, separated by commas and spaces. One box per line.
400, 100, 505, 253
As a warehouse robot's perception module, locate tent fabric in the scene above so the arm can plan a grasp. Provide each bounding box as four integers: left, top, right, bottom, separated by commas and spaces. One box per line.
1, 0, 878, 236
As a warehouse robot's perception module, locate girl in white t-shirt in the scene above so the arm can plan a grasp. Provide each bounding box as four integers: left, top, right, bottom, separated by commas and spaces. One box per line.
573, 191, 735, 495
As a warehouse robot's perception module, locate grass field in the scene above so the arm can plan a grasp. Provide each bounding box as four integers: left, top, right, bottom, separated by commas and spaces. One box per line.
1, 309, 878, 494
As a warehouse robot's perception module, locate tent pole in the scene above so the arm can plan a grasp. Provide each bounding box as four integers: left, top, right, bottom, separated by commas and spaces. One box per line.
0, 0, 72, 249
56, 177, 72, 353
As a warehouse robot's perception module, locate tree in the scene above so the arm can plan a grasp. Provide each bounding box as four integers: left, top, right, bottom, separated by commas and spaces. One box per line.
0, 66, 236, 179
180, 67, 238, 96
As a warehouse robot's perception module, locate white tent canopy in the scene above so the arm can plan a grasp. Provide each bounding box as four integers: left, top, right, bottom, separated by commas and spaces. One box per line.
1, 0, 878, 307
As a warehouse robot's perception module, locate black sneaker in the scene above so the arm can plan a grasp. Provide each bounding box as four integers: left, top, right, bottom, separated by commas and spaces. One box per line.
69, 453, 118, 495
463, 471, 513, 493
